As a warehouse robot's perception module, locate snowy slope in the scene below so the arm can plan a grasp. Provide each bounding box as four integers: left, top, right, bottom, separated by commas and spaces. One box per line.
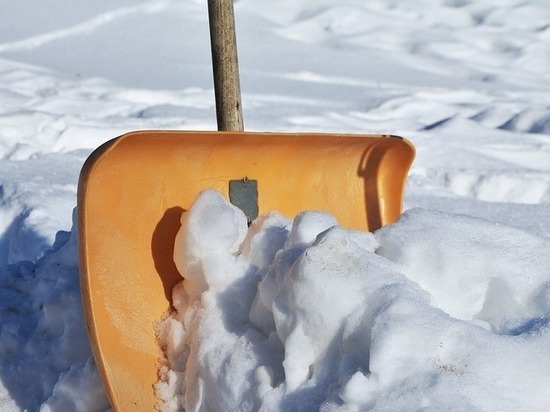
0, 0, 549, 410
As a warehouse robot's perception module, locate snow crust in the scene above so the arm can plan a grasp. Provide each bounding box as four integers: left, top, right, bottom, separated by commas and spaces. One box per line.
156, 190, 550, 411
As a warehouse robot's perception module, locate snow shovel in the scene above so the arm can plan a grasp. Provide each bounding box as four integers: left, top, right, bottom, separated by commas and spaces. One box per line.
77, 0, 415, 410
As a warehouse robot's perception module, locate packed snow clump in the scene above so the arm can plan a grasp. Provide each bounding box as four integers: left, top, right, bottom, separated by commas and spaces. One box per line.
156, 190, 550, 411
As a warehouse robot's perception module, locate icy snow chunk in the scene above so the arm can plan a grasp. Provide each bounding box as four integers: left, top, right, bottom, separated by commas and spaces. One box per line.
173, 190, 248, 297
284, 210, 338, 249
271, 225, 401, 392
240, 212, 292, 269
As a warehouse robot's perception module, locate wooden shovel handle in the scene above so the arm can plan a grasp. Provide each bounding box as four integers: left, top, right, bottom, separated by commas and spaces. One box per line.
208, 0, 244, 132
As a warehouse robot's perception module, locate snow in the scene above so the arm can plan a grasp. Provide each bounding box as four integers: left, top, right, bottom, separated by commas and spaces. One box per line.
156, 190, 550, 411
0, 0, 549, 410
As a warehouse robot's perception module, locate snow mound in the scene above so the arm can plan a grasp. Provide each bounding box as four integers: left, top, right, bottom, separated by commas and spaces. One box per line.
0, 211, 108, 411
156, 190, 550, 411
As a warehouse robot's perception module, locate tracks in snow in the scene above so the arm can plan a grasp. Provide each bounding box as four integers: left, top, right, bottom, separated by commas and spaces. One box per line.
0, 0, 173, 54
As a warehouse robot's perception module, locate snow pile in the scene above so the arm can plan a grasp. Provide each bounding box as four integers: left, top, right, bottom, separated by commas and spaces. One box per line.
0, 211, 108, 411
156, 190, 550, 411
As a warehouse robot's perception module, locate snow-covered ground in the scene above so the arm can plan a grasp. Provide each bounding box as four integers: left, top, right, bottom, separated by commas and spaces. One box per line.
0, 0, 549, 410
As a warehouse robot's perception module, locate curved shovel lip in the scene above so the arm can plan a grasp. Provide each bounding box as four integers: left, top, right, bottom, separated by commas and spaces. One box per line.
77, 136, 120, 405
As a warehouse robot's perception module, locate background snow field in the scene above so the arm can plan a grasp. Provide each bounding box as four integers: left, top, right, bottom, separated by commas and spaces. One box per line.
0, 0, 549, 410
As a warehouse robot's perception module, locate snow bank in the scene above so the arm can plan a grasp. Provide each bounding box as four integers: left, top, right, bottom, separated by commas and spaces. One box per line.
156, 190, 550, 411
0, 211, 108, 411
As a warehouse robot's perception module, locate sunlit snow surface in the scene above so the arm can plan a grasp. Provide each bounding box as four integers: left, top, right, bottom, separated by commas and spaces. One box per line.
0, 0, 549, 410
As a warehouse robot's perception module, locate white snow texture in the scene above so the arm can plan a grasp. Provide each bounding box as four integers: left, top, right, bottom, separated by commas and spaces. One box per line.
0, 0, 549, 410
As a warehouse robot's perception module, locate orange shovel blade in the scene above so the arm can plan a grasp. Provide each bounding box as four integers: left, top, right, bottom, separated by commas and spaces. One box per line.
77, 130, 414, 410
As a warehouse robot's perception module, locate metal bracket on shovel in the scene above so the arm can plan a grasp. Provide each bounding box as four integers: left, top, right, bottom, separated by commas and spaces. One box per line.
229, 178, 259, 224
